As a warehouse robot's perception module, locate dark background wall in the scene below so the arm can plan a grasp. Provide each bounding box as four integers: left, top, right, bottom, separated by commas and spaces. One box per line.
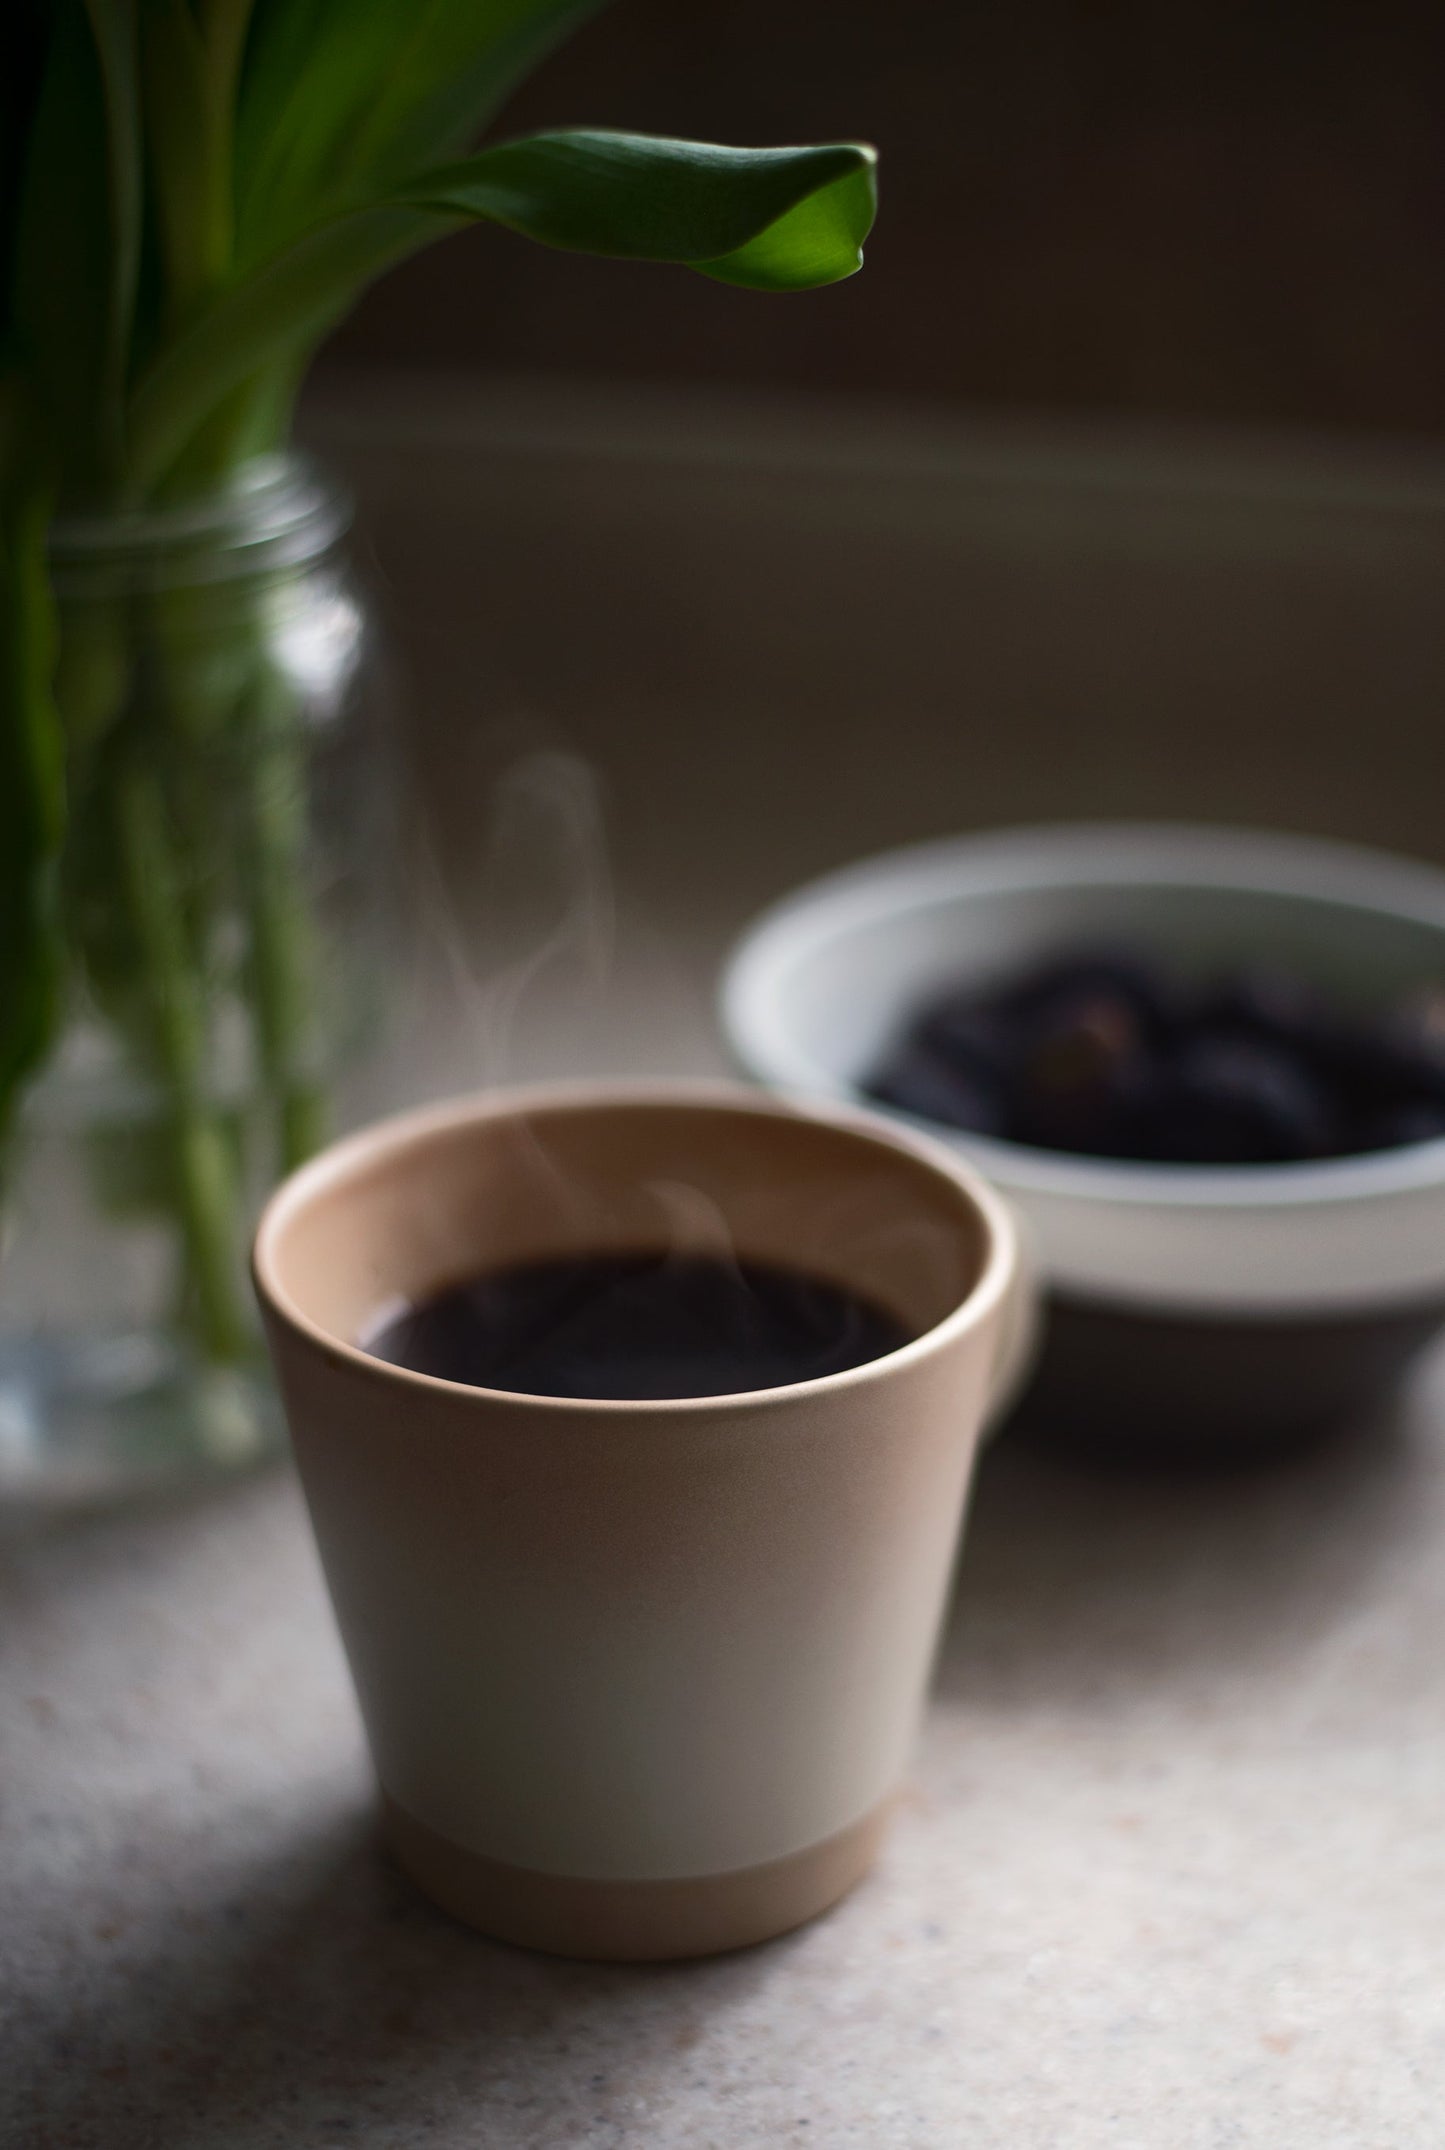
325, 0, 1445, 434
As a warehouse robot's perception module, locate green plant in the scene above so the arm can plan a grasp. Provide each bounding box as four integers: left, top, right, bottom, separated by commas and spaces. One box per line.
0, 0, 875, 1373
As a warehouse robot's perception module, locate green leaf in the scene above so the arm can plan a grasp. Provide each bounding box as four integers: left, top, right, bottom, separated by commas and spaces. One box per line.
13, 0, 141, 495
341, 0, 610, 182
234, 0, 606, 260
0, 2, 50, 339
128, 133, 877, 491
140, 0, 258, 318
0, 418, 66, 1161
693, 163, 880, 293
200, 0, 258, 92
127, 204, 443, 493
140, 0, 226, 309
410, 132, 878, 289
81, 0, 143, 381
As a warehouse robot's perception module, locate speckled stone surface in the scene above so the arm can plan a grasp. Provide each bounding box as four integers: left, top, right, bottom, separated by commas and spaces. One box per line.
7, 391, 1445, 2146
6, 1357, 1445, 2148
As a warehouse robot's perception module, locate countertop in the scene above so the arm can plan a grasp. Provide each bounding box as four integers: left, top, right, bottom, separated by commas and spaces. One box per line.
6, 382, 1445, 2148
10, 1363, 1445, 2147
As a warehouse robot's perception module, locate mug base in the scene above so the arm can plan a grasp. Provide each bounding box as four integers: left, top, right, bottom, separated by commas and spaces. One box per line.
382, 1792, 892, 1961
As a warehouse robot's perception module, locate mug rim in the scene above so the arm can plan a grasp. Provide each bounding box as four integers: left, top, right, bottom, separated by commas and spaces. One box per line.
251, 1078, 1020, 1418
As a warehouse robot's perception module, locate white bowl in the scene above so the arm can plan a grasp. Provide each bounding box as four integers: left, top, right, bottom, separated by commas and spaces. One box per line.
722, 824, 1445, 1453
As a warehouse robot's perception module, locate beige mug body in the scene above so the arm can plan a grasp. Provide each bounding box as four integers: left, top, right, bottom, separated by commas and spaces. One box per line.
253, 1083, 1029, 1960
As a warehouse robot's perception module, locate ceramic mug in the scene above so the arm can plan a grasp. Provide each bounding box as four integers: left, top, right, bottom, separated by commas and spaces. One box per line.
253, 1082, 1031, 1960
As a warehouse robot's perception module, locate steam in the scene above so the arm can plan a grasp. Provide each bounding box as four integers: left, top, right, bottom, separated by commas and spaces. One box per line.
381, 737, 967, 1383
640, 1179, 740, 1266
413, 742, 616, 1090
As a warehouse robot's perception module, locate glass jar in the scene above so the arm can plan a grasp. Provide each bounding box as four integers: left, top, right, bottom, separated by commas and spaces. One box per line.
0, 458, 390, 1503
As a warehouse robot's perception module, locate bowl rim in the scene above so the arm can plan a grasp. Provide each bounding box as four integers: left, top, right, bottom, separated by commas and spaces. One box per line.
721, 819, 1445, 1213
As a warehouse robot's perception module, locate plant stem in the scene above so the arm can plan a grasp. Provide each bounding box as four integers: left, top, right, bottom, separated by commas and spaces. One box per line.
244, 666, 327, 1175
113, 763, 250, 1362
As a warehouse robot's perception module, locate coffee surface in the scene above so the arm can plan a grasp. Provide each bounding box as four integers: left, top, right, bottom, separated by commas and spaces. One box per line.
362, 1250, 912, 1400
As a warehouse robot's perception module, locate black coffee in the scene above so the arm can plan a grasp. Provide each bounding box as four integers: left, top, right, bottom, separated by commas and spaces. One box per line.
361, 1251, 912, 1401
